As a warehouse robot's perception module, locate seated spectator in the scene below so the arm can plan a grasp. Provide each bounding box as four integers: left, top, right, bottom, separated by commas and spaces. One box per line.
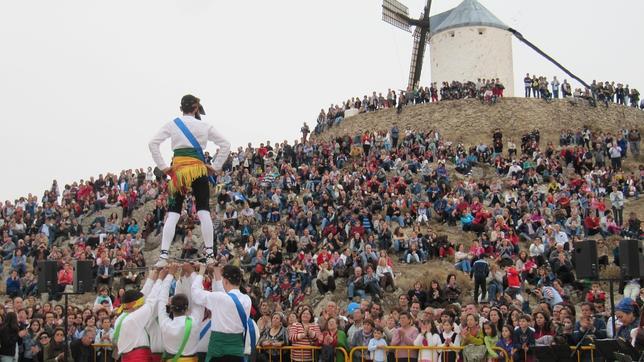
95, 258, 114, 289
375, 257, 395, 292
316, 261, 336, 295
454, 244, 472, 273
6, 270, 22, 298
11, 249, 27, 277
444, 274, 461, 305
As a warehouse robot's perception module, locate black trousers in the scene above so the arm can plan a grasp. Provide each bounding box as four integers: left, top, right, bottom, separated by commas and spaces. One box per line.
169, 176, 210, 213
474, 277, 487, 303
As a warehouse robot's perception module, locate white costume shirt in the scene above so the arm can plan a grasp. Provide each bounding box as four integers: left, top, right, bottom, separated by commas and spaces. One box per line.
148, 115, 231, 171
190, 273, 251, 335
157, 275, 205, 356
113, 278, 160, 354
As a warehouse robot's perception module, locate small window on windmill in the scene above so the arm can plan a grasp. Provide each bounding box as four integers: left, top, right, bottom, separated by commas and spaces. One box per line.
449, 31, 455, 38
478, 28, 485, 35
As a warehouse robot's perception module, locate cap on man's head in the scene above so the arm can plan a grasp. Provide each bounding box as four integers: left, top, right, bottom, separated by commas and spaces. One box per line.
181, 94, 206, 116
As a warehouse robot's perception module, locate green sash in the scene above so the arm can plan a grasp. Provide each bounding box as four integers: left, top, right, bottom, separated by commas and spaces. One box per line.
113, 312, 129, 345
205, 331, 244, 361
172, 317, 193, 362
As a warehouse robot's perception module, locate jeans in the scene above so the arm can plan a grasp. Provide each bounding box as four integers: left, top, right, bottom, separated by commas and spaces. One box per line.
488, 280, 503, 302
553, 89, 559, 98
347, 282, 366, 300
613, 207, 624, 226
525, 86, 531, 97
455, 259, 471, 273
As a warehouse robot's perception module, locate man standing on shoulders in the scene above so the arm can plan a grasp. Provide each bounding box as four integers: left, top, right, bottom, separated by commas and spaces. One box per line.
148, 94, 231, 267
190, 263, 254, 362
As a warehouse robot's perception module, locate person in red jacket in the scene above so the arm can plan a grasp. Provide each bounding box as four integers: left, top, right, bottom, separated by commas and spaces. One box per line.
505, 266, 522, 299
586, 282, 606, 304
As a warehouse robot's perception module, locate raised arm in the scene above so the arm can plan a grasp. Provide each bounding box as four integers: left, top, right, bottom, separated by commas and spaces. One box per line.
157, 274, 174, 329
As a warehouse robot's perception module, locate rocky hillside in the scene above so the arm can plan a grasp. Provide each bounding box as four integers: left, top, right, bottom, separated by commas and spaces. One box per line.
314, 98, 643, 146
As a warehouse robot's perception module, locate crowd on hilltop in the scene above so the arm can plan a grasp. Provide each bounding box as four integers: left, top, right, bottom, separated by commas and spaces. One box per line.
1, 104, 643, 359
314, 78, 506, 135
523, 73, 643, 109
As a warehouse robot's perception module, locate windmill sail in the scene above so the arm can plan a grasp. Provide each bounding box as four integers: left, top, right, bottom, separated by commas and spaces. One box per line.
408, 27, 422, 90
382, 0, 411, 32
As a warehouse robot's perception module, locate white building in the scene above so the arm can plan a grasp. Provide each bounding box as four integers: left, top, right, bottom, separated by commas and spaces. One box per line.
428, 0, 514, 96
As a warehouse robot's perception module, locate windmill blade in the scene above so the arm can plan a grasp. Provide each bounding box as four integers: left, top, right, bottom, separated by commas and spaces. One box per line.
408, 34, 422, 90
383, 0, 409, 17
412, 12, 432, 45
382, 0, 411, 32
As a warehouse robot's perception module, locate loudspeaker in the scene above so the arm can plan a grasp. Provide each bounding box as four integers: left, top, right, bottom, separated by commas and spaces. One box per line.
619, 239, 644, 278
37, 260, 59, 294
74, 260, 95, 293
574, 240, 598, 280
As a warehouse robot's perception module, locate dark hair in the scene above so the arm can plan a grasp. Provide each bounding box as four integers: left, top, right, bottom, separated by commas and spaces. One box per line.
482, 321, 497, 337
171, 294, 189, 314
3, 312, 19, 332
222, 264, 243, 286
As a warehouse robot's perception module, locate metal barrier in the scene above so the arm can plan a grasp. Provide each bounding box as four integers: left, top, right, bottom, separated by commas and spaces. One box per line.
570, 345, 596, 362
257, 345, 350, 362
91, 343, 113, 362
348, 345, 511, 362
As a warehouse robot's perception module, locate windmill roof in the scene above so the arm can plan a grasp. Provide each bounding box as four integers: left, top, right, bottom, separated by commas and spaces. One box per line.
429, 0, 507, 35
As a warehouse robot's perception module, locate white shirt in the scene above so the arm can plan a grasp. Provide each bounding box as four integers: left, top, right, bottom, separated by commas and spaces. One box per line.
191, 273, 252, 334
148, 115, 231, 171
114, 279, 160, 354
157, 275, 204, 356
554, 231, 569, 247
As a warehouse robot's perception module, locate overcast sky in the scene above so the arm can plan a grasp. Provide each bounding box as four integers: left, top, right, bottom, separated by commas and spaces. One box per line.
1, 0, 642, 202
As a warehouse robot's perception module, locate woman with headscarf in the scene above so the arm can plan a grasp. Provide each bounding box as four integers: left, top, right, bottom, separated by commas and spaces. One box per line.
615, 298, 641, 341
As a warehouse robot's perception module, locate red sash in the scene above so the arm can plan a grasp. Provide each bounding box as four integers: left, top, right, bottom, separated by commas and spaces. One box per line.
121, 347, 152, 362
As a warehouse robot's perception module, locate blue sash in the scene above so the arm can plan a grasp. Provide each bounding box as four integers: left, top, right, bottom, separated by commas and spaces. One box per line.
199, 320, 211, 340
227, 292, 257, 352
173, 117, 216, 185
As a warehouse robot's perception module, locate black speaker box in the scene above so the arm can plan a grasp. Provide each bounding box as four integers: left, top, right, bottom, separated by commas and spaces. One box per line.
74, 260, 95, 293
619, 239, 644, 278
37, 260, 59, 294
574, 240, 599, 280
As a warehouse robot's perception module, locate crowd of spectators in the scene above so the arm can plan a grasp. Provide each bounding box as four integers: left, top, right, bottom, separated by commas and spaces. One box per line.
523, 73, 643, 109
0, 97, 642, 360
314, 78, 506, 135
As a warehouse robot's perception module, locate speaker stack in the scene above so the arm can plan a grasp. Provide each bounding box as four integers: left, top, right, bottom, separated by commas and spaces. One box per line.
573, 239, 643, 280
574, 240, 599, 279
37, 260, 59, 294
619, 239, 644, 278
73, 260, 95, 293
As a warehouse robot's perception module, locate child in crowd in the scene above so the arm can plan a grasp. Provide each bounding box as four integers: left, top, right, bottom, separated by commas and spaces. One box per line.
496, 325, 513, 362
414, 319, 440, 362
512, 315, 535, 362
368, 326, 388, 362
482, 321, 498, 361
438, 320, 460, 362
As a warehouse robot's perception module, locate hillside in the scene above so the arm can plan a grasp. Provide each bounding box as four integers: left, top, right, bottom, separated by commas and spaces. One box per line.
314, 97, 644, 146
43, 97, 643, 309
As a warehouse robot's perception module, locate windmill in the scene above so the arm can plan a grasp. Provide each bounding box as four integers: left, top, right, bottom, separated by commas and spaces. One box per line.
383, 0, 591, 96
382, 0, 432, 91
